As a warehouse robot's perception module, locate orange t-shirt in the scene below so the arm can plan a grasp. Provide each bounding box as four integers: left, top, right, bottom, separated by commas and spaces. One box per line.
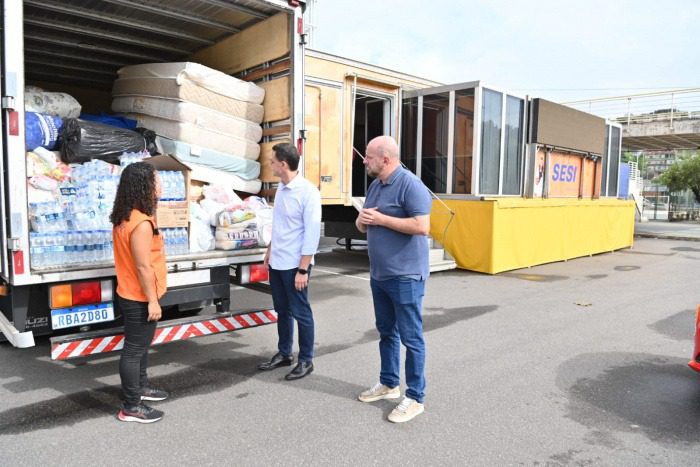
113, 209, 167, 302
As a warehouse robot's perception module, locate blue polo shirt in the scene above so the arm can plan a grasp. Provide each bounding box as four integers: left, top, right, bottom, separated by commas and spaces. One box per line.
364, 166, 432, 281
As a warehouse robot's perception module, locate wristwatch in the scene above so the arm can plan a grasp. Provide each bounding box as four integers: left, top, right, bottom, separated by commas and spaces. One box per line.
297, 268, 308, 275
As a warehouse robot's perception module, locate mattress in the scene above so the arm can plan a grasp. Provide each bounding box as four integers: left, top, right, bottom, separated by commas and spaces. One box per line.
156, 136, 260, 181
188, 161, 262, 195
118, 62, 265, 105
112, 96, 262, 143
112, 78, 264, 123
130, 114, 260, 160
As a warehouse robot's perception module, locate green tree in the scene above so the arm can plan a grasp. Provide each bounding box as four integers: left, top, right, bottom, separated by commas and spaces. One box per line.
658, 153, 700, 204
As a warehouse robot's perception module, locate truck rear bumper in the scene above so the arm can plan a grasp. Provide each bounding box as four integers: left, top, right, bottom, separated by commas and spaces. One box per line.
0, 311, 35, 348
50, 309, 277, 361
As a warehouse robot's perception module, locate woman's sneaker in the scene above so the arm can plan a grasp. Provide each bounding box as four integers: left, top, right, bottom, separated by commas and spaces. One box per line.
140, 387, 169, 402
117, 404, 164, 424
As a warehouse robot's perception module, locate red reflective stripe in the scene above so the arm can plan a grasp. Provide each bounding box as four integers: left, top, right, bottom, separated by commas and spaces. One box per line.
219, 318, 235, 331
263, 310, 277, 321
83, 338, 102, 354
234, 315, 250, 327
152, 328, 166, 342
249, 313, 264, 325
187, 325, 204, 338
8, 111, 19, 136
202, 320, 220, 333
161, 326, 180, 343
59, 341, 82, 359
103, 335, 124, 353
13, 251, 24, 275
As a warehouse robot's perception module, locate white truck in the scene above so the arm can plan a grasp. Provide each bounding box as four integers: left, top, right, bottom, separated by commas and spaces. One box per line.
0, 0, 307, 359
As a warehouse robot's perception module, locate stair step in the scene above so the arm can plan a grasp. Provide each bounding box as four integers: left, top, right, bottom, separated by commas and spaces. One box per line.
429, 259, 457, 272
429, 248, 446, 262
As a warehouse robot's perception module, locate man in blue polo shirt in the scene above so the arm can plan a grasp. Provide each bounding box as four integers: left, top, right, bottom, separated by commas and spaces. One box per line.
355, 135, 432, 423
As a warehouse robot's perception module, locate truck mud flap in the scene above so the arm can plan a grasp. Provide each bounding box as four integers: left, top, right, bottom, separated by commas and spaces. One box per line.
49, 309, 277, 361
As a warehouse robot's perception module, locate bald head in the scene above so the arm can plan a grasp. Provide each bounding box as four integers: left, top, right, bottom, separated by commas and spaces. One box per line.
364, 135, 401, 182
367, 135, 399, 161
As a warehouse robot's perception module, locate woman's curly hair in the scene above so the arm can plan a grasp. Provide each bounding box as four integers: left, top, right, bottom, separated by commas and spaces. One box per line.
110, 162, 158, 226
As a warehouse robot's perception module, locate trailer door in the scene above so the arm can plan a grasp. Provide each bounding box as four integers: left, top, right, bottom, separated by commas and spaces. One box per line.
0, 0, 28, 281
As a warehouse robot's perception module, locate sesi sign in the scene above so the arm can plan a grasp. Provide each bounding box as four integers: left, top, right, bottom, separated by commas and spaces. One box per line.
552, 164, 578, 183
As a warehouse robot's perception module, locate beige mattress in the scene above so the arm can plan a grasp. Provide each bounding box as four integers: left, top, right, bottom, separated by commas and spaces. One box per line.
112, 96, 262, 143
130, 114, 260, 160
113, 78, 264, 123
188, 162, 262, 195
117, 62, 265, 105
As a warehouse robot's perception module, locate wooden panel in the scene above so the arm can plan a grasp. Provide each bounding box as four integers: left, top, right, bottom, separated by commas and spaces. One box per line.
262, 125, 291, 137
305, 54, 440, 90
243, 59, 291, 82
259, 141, 286, 183
260, 76, 290, 122
531, 99, 605, 155
304, 84, 343, 200
191, 13, 290, 75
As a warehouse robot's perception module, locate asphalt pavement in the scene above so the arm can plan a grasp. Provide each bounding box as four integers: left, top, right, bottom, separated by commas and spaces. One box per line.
2, 235, 700, 465
636, 220, 700, 241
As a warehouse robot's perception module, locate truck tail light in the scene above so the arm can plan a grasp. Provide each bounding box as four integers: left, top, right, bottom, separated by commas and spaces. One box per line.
50, 280, 113, 308
249, 264, 269, 283
238, 264, 269, 284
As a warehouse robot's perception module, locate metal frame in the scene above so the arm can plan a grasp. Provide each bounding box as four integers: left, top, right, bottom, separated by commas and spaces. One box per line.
446, 91, 456, 194
416, 95, 423, 179
3, 0, 28, 285
475, 85, 527, 197
608, 121, 623, 197
292, 3, 306, 176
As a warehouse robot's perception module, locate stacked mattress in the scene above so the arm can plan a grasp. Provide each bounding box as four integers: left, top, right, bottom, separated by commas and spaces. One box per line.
112, 62, 264, 193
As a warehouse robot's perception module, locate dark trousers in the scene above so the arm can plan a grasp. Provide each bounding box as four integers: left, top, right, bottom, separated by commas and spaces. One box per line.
269, 267, 315, 362
118, 295, 156, 408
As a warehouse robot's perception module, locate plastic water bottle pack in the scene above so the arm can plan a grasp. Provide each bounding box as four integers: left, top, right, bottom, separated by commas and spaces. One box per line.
161, 227, 189, 256
119, 151, 149, 171
158, 171, 186, 201
29, 201, 68, 233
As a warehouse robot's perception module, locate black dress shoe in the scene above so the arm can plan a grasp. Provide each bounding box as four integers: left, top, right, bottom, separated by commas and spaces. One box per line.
257, 352, 293, 371
285, 361, 314, 380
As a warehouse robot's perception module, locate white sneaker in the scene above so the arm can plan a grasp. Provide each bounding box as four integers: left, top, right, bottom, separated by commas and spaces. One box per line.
388, 396, 424, 423
358, 382, 401, 402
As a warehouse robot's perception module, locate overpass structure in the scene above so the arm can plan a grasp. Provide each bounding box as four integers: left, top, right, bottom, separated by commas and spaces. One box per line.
563, 88, 700, 151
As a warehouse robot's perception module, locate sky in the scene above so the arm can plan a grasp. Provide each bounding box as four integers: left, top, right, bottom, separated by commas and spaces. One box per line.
307, 0, 698, 106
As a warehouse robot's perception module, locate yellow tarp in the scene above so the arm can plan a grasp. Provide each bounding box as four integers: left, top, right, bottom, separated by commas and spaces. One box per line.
430, 198, 635, 274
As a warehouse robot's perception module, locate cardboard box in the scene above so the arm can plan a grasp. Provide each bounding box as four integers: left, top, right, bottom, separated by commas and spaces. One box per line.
144, 154, 191, 228
157, 200, 189, 228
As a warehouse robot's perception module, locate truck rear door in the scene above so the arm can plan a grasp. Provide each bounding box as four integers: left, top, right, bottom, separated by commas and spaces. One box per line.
1, 0, 30, 283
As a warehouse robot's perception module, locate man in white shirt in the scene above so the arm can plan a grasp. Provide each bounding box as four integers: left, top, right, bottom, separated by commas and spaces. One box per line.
257, 143, 321, 380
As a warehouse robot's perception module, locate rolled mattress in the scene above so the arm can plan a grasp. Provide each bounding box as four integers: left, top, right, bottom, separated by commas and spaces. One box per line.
130, 114, 260, 160
112, 78, 264, 123
117, 62, 265, 105
112, 96, 262, 143
188, 161, 262, 195
156, 136, 260, 181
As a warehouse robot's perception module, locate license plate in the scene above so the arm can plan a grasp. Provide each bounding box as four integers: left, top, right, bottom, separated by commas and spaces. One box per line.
51, 302, 115, 330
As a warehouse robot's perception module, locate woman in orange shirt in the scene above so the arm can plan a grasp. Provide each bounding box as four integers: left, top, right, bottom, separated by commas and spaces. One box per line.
110, 162, 168, 423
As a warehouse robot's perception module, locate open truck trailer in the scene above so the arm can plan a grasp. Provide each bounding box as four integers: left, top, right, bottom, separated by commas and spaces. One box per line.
0, 0, 307, 359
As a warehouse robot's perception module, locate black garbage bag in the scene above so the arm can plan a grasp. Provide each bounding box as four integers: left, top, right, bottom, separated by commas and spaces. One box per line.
59, 118, 146, 164
134, 127, 158, 156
